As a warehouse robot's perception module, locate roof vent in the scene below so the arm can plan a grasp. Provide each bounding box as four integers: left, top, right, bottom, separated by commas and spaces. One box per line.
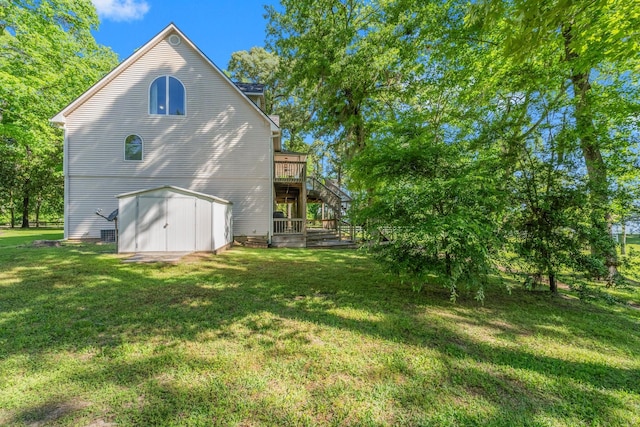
168, 34, 181, 46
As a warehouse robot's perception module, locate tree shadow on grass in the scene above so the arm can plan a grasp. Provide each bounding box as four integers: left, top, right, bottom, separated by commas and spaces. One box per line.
1, 245, 639, 425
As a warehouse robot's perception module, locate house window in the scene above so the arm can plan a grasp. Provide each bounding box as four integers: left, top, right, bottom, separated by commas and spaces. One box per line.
149, 76, 185, 115
124, 134, 143, 161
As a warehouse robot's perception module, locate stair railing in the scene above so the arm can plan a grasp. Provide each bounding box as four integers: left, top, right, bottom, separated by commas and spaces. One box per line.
307, 177, 343, 214
307, 177, 355, 239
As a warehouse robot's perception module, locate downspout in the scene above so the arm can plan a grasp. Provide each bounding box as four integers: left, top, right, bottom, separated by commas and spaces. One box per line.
269, 132, 275, 245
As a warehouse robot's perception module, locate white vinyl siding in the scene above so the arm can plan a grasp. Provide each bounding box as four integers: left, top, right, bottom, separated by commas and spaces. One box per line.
64, 34, 272, 239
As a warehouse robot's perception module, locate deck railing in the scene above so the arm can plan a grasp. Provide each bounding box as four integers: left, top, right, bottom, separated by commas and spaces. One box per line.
323, 180, 352, 203
307, 177, 343, 213
274, 161, 306, 183
273, 218, 305, 235
306, 219, 337, 230
338, 222, 362, 242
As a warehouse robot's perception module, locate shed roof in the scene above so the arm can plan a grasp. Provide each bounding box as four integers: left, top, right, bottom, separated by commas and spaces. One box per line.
116, 185, 232, 205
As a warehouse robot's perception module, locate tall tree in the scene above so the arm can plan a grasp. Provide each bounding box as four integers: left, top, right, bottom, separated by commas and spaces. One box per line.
467, 0, 640, 280
0, 0, 118, 227
266, 0, 394, 158
267, 0, 639, 297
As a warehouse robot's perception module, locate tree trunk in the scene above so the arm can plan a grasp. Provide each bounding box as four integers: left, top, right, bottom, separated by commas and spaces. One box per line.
549, 273, 557, 293
21, 195, 29, 228
35, 198, 41, 228
21, 179, 30, 228
445, 251, 452, 277
621, 222, 626, 255
10, 205, 15, 228
563, 23, 618, 281
604, 205, 618, 284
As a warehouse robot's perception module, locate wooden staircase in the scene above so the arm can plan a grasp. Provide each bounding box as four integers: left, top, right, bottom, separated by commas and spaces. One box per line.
307, 177, 351, 219
304, 178, 357, 248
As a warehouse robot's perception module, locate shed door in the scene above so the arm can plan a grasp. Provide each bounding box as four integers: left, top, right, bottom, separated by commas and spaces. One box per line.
137, 197, 167, 252
136, 196, 196, 252
166, 197, 196, 251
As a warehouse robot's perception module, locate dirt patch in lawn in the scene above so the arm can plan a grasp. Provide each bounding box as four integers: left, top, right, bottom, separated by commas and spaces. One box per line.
122, 251, 193, 263
16, 399, 91, 426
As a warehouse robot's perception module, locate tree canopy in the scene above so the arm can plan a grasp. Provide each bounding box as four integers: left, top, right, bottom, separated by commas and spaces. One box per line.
0, 0, 118, 226
266, 0, 640, 297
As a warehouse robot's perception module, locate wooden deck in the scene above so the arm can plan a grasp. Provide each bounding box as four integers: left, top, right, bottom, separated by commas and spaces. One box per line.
271, 155, 356, 248
274, 160, 306, 183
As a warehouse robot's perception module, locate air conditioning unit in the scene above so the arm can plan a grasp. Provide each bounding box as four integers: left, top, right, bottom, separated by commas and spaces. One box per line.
100, 229, 116, 243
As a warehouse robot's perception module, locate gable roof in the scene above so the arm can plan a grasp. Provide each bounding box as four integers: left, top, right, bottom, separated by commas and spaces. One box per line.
50, 23, 279, 133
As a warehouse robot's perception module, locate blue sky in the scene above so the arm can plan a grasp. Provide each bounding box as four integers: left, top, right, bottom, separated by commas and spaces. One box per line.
91, 0, 276, 69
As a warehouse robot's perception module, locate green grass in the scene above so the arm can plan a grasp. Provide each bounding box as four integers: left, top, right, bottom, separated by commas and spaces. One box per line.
0, 227, 63, 248
0, 229, 639, 426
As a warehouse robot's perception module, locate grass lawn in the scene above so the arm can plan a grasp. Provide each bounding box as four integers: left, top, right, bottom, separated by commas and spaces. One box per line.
0, 229, 639, 426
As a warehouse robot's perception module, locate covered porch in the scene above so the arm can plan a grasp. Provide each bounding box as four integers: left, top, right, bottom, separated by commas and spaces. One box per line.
271, 153, 355, 248
272, 152, 307, 247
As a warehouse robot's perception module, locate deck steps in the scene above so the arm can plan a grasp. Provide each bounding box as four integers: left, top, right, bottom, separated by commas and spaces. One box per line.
271, 234, 306, 248
305, 229, 358, 249
307, 240, 358, 249
236, 236, 269, 249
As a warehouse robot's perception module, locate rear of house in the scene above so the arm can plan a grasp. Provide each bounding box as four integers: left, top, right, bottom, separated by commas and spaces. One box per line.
51, 24, 279, 246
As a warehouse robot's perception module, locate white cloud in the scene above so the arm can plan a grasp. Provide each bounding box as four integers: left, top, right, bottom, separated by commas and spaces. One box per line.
92, 0, 150, 22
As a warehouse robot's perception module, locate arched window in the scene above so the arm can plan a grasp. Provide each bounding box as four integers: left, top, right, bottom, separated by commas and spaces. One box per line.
149, 76, 185, 115
124, 134, 143, 161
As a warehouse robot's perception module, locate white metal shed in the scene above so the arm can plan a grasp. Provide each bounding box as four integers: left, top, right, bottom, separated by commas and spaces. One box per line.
117, 185, 233, 253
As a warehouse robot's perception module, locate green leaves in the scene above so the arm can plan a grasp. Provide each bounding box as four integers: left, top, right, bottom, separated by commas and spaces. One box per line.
349, 108, 505, 300
267, 0, 395, 154
265, 0, 639, 297
0, 0, 118, 225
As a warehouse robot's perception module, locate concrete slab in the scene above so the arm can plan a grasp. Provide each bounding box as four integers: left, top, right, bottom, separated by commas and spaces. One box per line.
122, 252, 193, 263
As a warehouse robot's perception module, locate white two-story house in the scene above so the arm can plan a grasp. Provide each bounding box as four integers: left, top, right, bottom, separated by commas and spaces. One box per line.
51, 23, 287, 250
